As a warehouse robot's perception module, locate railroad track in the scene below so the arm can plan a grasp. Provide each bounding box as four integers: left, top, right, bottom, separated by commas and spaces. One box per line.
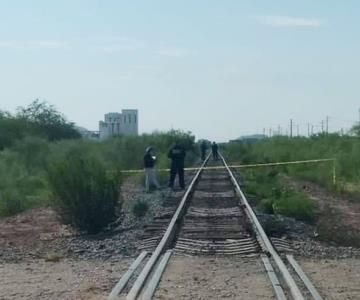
108, 154, 323, 300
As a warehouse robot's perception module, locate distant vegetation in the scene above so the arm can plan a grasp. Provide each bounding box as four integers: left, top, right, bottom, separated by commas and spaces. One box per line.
223, 133, 360, 222
0, 100, 81, 217
224, 134, 360, 191
0, 100, 198, 232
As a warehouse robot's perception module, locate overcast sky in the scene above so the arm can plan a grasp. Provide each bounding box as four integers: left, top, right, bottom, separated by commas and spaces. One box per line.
0, 1, 359, 141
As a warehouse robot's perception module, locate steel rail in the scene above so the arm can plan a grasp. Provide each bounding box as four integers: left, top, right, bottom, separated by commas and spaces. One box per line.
108, 251, 148, 300
126, 154, 211, 300
220, 153, 305, 300
261, 254, 287, 300
286, 255, 324, 300
141, 250, 173, 300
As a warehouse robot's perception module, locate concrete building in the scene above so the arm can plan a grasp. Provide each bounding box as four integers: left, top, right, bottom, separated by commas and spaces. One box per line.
99, 109, 138, 140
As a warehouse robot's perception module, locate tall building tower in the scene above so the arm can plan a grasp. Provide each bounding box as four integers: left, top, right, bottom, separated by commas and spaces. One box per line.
122, 109, 138, 136
99, 109, 138, 140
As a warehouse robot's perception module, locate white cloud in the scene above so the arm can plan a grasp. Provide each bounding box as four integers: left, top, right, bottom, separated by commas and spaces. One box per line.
154, 46, 194, 57
254, 15, 324, 27
95, 44, 139, 54
95, 38, 195, 57
0, 40, 69, 50
93, 37, 144, 54
0, 37, 194, 59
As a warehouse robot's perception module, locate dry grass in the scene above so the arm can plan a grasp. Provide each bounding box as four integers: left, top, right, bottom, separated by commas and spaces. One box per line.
44, 251, 62, 262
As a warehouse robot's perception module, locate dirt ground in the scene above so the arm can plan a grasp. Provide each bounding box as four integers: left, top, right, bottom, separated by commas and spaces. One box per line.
2, 255, 360, 300
152, 254, 360, 300
298, 257, 360, 300
2, 175, 360, 299
0, 207, 71, 249
154, 255, 274, 300
0, 258, 132, 300
285, 177, 360, 246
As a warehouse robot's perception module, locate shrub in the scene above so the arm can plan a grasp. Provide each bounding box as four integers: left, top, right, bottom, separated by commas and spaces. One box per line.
47, 147, 121, 233
262, 218, 287, 236
132, 199, 149, 218
259, 198, 274, 214
241, 169, 317, 223
0, 190, 24, 216
273, 193, 317, 223
0, 155, 49, 217
11, 136, 50, 172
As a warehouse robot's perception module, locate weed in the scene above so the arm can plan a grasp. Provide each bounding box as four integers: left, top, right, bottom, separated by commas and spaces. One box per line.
241, 169, 317, 223
262, 218, 287, 237
132, 199, 149, 218
45, 251, 62, 262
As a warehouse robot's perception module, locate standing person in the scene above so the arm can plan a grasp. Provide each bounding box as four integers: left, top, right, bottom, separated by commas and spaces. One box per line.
144, 147, 161, 192
200, 140, 207, 161
168, 142, 186, 190
211, 142, 219, 160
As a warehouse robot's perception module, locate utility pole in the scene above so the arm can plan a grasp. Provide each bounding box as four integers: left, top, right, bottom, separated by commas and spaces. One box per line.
290, 119, 293, 138
278, 125, 281, 136
269, 128, 272, 137
307, 123, 310, 137
326, 116, 329, 134
321, 120, 324, 134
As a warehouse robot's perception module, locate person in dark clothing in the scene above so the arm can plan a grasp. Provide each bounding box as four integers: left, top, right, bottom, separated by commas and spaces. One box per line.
168, 142, 186, 189
143, 147, 160, 192
211, 142, 219, 160
200, 140, 207, 161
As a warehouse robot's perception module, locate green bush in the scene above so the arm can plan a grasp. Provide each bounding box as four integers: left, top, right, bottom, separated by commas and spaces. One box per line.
132, 199, 149, 218
0, 190, 25, 216
241, 169, 317, 223
11, 136, 50, 172
0, 155, 49, 217
273, 193, 317, 222
259, 198, 274, 214
47, 147, 121, 233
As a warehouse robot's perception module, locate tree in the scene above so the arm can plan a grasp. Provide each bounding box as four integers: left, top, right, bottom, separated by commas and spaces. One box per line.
351, 124, 360, 137
0, 113, 31, 150
16, 99, 81, 141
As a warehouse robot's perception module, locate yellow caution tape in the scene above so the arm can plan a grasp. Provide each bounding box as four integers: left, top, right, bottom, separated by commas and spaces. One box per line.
119, 158, 336, 184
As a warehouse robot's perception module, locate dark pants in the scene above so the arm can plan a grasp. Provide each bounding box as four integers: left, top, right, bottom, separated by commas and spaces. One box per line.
201, 150, 206, 161
169, 165, 185, 189
212, 151, 218, 160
